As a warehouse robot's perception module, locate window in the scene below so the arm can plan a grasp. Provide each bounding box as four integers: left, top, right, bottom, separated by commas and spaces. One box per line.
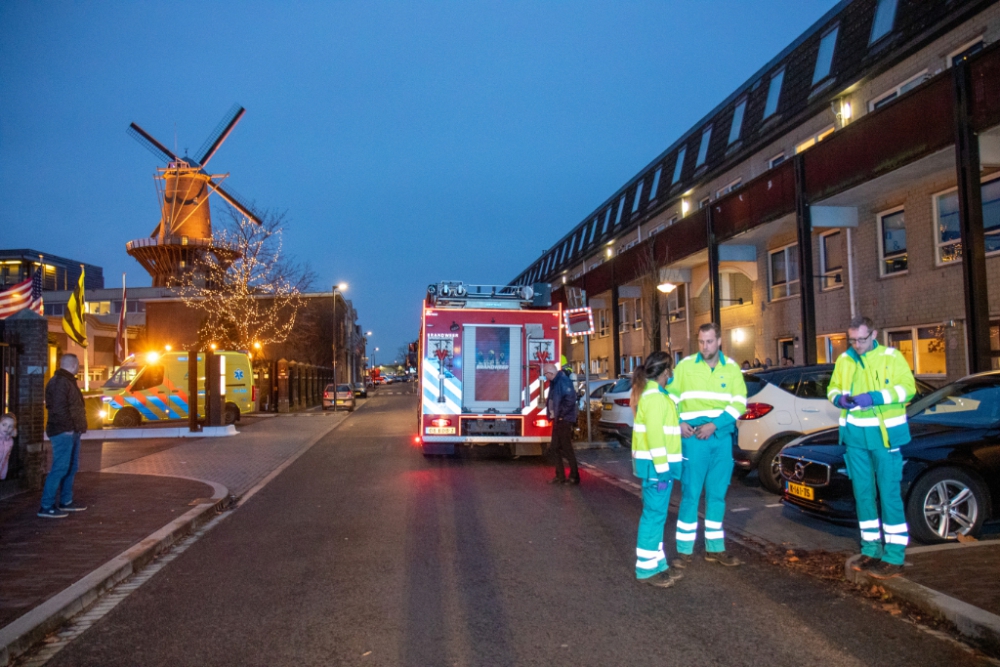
671, 147, 686, 185
132, 365, 165, 391
699, 196, 711, 210
717, 179, 742, 198
614, 196, 626, 226
795, 125, 835, 154
869, 0, 898, 45
728, 98, 747, 145
763, 68, 785, 119
797, 369, 834, 399
632, 181, 644, 213
649, 167, 662, 201
589, 217, 599, 244
769, 153, 785, 169
666, 284, 686, 322
887, 325, 947, 376
634, 298, 642, 330
598, 309, 609, 337
869, 70, 928, 111
696, 125, 712, 167
769, 244, 800, 300
618, 302, 628, 333
85, 301, 111, 315
934, 177, 1000, 265
720, 272, 753, 308
777, 338, 795, 365
877, 208, 907, 275
819, 230, 843, 290
648, 223, 665, 236
45, 302, 65, 316
813, 26, 839, 85
948, 38, 985, 67
815, 334, 848, 364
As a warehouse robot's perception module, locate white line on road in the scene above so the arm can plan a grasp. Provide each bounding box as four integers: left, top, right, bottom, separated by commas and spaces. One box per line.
765, 503, 783, 508
731, 507, 750, 512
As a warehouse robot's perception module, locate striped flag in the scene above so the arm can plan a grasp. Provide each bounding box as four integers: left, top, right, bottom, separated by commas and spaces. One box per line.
115, 274, 128, 362
63, 268, 88, 348
0, 267, 44, 319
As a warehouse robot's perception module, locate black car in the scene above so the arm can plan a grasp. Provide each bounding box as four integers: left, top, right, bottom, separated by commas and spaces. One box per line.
779, 371, 1000, 543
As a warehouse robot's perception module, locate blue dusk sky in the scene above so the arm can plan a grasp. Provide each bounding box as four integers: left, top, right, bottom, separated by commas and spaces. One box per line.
0, 1, 832, 361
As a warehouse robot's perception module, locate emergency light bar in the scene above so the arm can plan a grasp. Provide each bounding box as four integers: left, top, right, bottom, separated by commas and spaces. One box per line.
427, 281, 550, 307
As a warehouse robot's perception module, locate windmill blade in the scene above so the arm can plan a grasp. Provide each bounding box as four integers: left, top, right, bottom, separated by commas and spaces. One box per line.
196, 104, 245, 167
127, 123, 178, 163
206, 179, 262, 224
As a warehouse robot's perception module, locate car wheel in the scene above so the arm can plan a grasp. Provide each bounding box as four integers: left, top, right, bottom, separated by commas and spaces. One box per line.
113, 407, 141, 428
224, 404, 239, 425
757, 436, 798, 494
906, 467, 987, 544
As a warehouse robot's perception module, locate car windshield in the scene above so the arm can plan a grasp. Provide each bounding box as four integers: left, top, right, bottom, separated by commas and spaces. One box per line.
609, 377, 631, 394
908, 380, 1000, 428
105, 364, 140, 389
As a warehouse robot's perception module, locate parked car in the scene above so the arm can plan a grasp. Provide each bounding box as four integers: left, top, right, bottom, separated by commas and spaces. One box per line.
578, 378, 616, 413
598, 376, 634, 443
737, 365, 936, 493
323, 383, 355, 411
353, 382, 368, 398
779, 371, 1000, 543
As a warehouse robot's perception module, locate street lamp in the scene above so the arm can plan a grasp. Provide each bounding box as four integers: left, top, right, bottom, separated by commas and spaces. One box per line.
333, 283, 348, 388
657, 281, 677, 359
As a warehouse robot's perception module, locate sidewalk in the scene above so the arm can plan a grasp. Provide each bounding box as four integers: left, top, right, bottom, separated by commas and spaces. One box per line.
848, 540, 1000, 656
0, 408, 350, 666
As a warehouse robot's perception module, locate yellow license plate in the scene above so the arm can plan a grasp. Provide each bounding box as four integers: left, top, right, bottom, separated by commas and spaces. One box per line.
603, 402, 613, 410
786, 481, 815, 500
425, 427, 456, 435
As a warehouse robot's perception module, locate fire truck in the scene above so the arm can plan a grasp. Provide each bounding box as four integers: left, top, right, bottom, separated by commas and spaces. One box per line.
417, 281, 561, 456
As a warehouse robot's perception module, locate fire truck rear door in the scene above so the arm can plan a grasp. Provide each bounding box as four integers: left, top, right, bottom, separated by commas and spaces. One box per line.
462, 324, 522, 413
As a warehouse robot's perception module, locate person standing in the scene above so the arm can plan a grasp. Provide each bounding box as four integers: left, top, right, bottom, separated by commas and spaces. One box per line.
544, 359, 579, 485
39, 354, 88, 519
828, 316, 915, 579
669, 323, 746, 567
630, 352, 683, 587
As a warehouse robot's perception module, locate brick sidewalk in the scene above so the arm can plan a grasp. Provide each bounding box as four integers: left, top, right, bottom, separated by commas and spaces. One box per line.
0, 472, 213, 629
904, 541, 1000, 616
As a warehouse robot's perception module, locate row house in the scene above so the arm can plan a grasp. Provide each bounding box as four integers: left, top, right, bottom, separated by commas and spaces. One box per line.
511, 0, 1000, 386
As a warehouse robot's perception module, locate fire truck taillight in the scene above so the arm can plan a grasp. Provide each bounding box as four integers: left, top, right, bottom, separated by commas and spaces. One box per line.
431, 418, 452, 427
533, 418, 550, 428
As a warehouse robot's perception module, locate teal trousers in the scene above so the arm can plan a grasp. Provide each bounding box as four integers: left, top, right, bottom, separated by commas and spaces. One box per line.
844, 445, 908, 565
635, 477, 672, 579
675, 433, 733, 554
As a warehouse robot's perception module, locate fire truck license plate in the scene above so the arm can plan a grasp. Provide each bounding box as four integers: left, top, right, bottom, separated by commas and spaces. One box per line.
426, 427, 456, 435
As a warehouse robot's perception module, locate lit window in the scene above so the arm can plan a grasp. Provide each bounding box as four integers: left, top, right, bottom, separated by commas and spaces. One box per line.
696, 125, 712, 167
812, 26, 839, 85
614, 195, 626, 226
769, 153, 785, 169
819, 230, 842, 290
948, 38, 985, 67
671, 147, 686, 185
887, 326, 947, 376
763, 68, 785, 119
632, 181, 644, 213
795, 125, 835, 154
869, 70, 928, 111
878, 208, 907, 275
649, 167, 662, 201
728, 99, 746, 145
869, 0, 898, 45
768, 244, 800, 300
634, 298, 642, 330
933, 177, 1000, 265
815, 334, 847, 364
666, 284, 686, 322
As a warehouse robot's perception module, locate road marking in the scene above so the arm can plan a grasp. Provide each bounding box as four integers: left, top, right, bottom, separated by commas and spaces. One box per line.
765, 503, 783, 508
731, 507, 750, 512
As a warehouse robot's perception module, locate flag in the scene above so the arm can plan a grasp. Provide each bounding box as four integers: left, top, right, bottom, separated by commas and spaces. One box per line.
0, 267, 44, 319
63, 268, 88, 348
115, 274, 128, 362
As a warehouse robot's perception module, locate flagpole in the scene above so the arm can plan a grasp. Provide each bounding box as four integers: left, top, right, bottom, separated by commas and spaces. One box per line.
123, 273, 128, 361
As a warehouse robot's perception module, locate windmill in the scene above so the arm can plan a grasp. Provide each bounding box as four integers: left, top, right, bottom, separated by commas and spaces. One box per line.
125, 104, 261, 287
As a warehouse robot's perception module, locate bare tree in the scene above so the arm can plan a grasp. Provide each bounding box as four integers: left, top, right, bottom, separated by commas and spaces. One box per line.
174, 207, 315, 351
635, 243, 663, 356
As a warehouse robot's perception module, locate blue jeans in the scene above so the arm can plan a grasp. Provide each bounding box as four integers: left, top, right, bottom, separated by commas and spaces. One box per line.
41, 431, 81, 510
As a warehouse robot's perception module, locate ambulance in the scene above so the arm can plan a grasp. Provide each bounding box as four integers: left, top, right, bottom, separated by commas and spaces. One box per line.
100, 350, 254, 427
417, 281, 560, 456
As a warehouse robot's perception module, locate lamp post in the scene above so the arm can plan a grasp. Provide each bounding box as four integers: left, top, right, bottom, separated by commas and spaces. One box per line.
333, 282, 348, 388
657, 281, 677, 360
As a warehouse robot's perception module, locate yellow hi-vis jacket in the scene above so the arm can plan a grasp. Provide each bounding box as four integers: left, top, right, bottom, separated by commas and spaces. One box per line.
828, 341, 916, 449
668, 353, 747, 434
631, 380, 682, 480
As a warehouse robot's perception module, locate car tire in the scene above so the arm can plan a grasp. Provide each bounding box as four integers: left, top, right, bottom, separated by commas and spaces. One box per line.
113, 407, 142, 428
758, 435, 799, 494
224, 404, 239, 425
906, 467, 987, 544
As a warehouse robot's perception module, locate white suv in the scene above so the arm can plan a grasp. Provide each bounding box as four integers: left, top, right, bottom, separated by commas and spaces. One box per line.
598, 376, 634, 443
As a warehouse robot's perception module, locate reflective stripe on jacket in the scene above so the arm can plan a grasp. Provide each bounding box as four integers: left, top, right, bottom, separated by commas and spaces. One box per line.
631, 380, 682, 478
667, 353, 747, 432
828, 341, 916, 449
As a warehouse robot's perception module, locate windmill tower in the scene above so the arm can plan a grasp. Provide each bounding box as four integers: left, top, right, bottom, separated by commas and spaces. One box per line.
126, 105, 261, 287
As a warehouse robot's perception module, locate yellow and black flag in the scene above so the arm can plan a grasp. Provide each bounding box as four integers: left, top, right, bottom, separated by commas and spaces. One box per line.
63, 268, 87, 348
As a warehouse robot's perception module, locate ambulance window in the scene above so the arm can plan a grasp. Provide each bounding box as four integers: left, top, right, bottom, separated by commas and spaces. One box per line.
132, 365, 165, 391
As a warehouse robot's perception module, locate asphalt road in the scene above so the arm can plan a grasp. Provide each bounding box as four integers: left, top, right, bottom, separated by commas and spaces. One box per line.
47, 391, 990, 666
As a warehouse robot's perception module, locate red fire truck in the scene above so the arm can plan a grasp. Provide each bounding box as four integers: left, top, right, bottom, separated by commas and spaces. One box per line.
417, 281, 561, 456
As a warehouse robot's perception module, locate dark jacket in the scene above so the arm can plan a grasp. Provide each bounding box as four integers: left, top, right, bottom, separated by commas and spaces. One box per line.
45, 368, 87, 436
546, 370, 579, 424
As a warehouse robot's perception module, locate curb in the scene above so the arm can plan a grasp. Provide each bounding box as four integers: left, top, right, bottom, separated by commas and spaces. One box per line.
79, 425, 237, 440
0, 480, 229, 667
845, 553, 1000, 656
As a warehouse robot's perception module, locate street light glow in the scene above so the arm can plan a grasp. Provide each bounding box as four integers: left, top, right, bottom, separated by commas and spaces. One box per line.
657, 282, 677, 294
337, 282, 348, 292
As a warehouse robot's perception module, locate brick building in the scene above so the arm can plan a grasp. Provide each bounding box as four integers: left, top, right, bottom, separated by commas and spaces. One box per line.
511, 0, 1000, 386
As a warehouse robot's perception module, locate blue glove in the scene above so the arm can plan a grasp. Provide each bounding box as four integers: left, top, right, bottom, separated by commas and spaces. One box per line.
852, 393, 874, 409
834, 395, 854, 410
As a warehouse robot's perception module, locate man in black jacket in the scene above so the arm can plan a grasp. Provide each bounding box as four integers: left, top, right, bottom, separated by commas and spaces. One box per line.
544, 361, 579, 485
39, 354, 88, 518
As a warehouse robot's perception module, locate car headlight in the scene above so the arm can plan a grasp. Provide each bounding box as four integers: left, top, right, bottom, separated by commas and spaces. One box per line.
98, 410, 107, 419
836, 467, 847, 475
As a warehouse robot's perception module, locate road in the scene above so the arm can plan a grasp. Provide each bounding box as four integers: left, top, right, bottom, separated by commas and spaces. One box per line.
44, 390, 990, 666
